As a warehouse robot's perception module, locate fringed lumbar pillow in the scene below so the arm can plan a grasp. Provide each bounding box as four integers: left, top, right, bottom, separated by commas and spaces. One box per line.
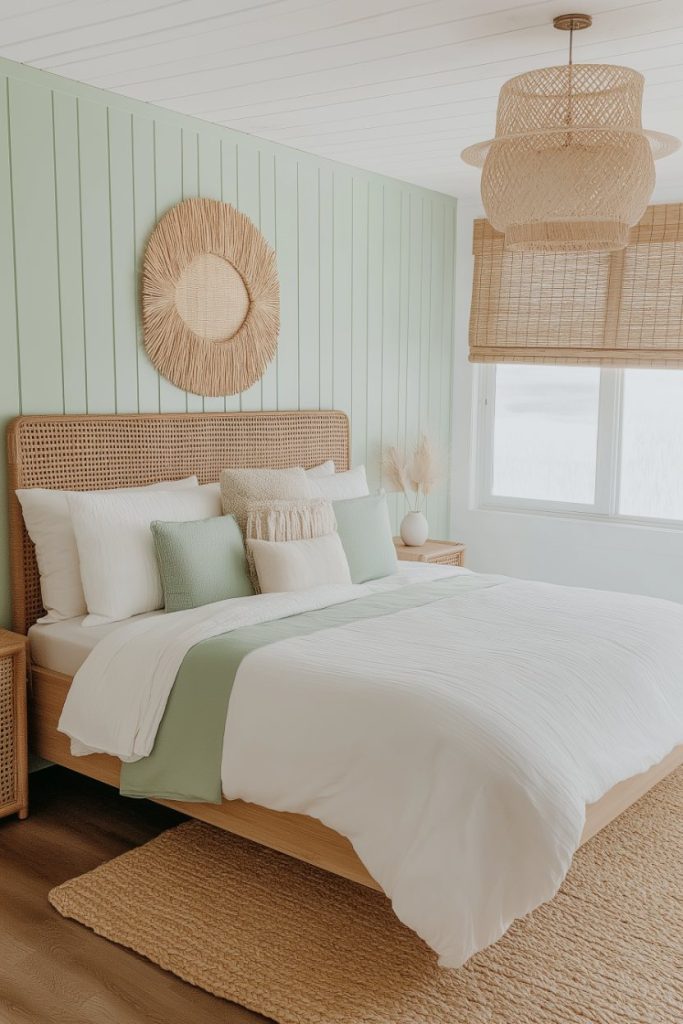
220, 467, 313, 538
142, 198, 279, 397
245, 498, 337, 590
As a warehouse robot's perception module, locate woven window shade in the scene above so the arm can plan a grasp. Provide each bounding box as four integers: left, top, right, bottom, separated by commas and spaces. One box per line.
470, 203, 683, 366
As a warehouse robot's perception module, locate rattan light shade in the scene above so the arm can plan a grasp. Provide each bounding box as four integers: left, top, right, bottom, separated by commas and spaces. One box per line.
462, 65, 679, 253
142, 198, 279, 397
469, 203, 683, 366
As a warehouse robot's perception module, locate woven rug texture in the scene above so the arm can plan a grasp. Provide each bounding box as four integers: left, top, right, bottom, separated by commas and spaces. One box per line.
49, 767, 683, 1024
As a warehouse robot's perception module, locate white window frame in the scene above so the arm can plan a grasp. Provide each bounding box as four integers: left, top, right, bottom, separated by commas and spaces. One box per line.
475, 363, 683, 530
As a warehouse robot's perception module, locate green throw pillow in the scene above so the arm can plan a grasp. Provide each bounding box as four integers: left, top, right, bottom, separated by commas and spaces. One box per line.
333, 493, 398, 584
151, 515, 254, 612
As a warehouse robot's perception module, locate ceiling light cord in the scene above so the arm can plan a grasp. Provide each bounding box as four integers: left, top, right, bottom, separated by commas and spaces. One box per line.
566, 23, 575, 137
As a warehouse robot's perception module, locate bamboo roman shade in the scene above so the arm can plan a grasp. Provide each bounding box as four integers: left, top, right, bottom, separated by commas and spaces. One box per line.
469, 204, 683, 366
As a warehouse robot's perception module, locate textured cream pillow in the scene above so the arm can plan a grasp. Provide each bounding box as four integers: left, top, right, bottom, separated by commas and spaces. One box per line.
249, 533, 351, 593
220, 467, 313, 533
244, 497, 336, 590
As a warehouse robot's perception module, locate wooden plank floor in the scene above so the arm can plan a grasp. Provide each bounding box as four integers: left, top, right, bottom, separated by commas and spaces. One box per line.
0, 766, 272, 1024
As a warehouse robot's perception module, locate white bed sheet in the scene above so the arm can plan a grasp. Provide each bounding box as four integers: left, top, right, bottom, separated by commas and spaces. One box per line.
29, 611, 163, 676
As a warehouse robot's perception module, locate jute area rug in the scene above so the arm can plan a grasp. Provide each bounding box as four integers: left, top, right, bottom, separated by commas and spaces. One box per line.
50, 768, 683, 1024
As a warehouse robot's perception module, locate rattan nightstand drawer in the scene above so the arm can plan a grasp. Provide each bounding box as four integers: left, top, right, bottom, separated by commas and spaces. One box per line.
0, 629, 28, 821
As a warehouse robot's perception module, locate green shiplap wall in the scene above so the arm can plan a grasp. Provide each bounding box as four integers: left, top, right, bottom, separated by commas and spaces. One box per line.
0, 57, 457, 628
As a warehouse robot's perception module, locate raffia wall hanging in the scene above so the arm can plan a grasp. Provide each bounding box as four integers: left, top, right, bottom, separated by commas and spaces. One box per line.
142, 198, 279, 396
469, 203, 683, 367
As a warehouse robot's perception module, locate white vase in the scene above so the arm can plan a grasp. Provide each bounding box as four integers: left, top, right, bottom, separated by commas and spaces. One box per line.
400, 511, 429, 546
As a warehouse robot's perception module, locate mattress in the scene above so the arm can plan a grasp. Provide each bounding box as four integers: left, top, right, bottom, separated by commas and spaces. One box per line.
29, 611, 162, 676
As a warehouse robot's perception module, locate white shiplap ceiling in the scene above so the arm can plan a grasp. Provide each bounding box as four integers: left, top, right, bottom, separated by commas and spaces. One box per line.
2, 0, 683, 200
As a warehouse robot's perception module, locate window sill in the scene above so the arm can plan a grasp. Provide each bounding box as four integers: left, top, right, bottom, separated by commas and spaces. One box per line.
477, 500, 683, 534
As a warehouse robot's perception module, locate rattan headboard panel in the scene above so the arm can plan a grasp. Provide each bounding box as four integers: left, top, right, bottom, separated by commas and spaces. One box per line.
7, 411, 349, 634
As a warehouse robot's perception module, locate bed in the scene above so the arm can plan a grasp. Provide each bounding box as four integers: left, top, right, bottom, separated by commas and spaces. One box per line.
8, 411, 683, 965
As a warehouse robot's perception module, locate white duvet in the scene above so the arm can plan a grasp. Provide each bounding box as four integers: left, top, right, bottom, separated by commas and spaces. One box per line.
59, 565, 683, 967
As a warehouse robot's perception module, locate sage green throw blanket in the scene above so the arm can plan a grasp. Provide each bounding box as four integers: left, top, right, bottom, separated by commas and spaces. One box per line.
121, 574, 503, 803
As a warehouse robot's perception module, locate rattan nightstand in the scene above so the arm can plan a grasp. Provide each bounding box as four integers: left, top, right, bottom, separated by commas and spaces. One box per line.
0, 629, 28, 821
393, 538, 466, 567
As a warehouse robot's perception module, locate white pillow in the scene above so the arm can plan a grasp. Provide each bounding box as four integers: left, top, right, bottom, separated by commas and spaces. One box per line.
305, 460, 335, 478
249, 533, 351, 594
16, 477, 198, 623
67, 484, 220, 625
309, 465, 369, 501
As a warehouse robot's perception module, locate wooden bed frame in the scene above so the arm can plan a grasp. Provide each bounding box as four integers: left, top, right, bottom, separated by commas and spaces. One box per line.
8, 412, 683, 892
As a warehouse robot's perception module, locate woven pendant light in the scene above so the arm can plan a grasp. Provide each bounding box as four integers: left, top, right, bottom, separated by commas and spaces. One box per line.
461, 13, 679, 253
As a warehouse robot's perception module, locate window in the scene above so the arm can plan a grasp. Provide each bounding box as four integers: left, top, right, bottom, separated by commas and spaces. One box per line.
619, 370, 683, 520
491, 365, 600, 505
479, 364, 683, 525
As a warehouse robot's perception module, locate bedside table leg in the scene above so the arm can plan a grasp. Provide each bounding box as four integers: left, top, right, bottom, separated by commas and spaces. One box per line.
18, 807, 29, 820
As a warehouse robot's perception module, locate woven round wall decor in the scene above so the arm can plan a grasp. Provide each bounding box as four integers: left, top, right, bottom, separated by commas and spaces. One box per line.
142, 197, 279, 397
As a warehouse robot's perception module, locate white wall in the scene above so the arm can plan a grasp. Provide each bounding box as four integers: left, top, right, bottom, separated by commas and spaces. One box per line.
450, 203, 683, 604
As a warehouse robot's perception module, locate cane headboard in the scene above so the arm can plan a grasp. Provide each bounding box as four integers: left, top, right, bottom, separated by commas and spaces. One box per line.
7, 411, 349, 635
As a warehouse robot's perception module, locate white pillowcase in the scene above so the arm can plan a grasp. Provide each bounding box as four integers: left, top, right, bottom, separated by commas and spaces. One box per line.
306, 460, 335, 478
249, 533, 352, 593
309, 465, 369, 501
16, 477, 198, 623
67, 484, 221, 626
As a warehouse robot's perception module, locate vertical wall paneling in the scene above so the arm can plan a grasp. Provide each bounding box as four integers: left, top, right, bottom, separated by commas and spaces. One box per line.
365, 181, 384, 492
52, 91, 87, 414
78, 98, 116, 413
181, 129, 203, 414
220, 139, 237, 205
297, 160, 320, 411
238, 141, 265, 411
318, 167, 334, 413
258, 151, 278, 411
0, 57, 457, 628
0, 77, 19, 419
0, 76, 19, 630
405, 195, 424, 462
426, 201, 446, 531
418, 199, 432, 440
398, 191, 411, 458
8, 78, 63, 415
275, 156, 299, 411
332, 173, 353, 422
181, 130, 199, 199
108, 109, 137, 414
132, 115, 160, 412
154, 119, 187, 413
381, 185, 402, 526
197, 132, 223, 413
439, 206, 457, 535
350, 177, 368, 471
198, 133, 222, 199
220, 137, 240, 412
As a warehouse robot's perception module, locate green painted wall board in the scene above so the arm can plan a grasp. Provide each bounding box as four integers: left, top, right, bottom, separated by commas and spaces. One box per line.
53, 91, 86, 414
0, 56, 456, 628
